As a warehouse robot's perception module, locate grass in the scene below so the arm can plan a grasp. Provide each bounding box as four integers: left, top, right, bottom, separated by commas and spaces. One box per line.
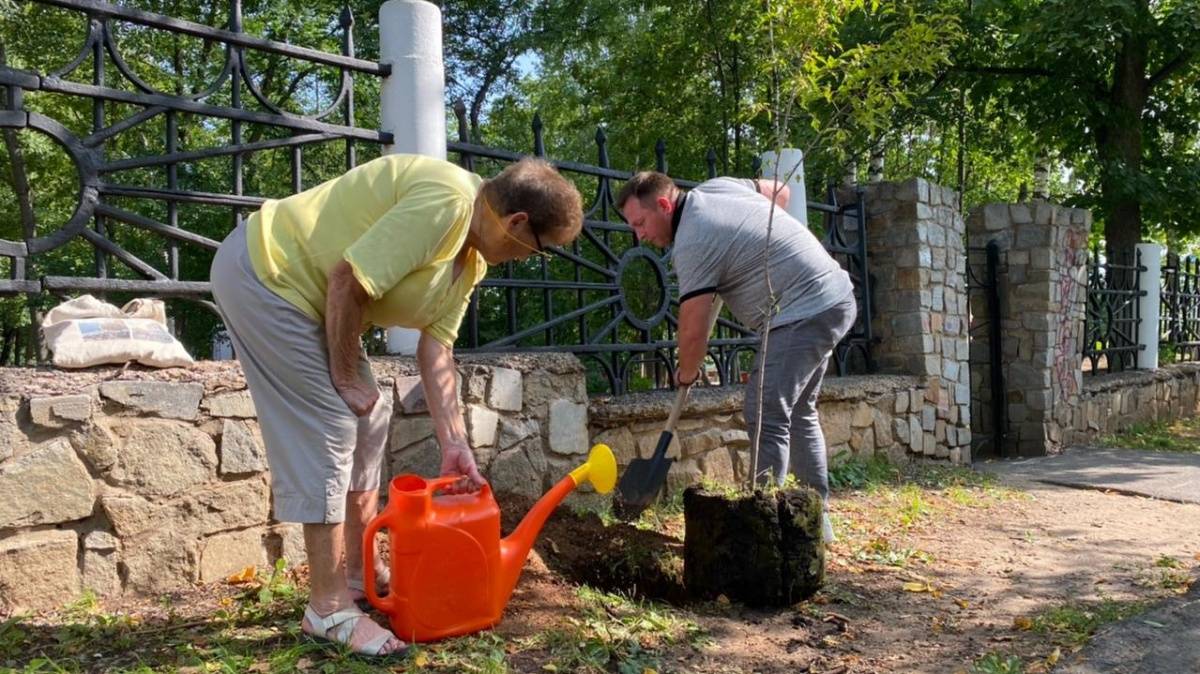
1, 555, 704, 674
1026, 597, 1149, 648
1098, 416, 1200, 453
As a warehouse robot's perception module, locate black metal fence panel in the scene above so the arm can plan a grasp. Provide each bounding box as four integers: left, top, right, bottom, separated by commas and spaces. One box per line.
1160, 252, 1200, 363
1082, 246, 1145, 374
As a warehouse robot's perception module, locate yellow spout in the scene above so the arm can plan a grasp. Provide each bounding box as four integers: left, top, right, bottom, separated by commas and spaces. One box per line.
498, 444, 617, 605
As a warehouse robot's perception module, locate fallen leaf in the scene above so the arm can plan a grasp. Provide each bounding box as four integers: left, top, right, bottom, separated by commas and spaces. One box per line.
541, 665, 558, 673
955, 598, 970, 609
902, 581, 928, 593
412, 651, 430, 668
1013, 616, 1034, 631
547, 538, 560, 555
225, 566, 257, 584
218, 597, 234, 608
642, 669, 658, 674
1047, 647, 1061, 666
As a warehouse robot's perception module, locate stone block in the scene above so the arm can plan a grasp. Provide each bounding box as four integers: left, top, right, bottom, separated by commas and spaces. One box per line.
721, 429, 750, 447
592, 426, 638, 465
908, 416, 922, 448
103, 477, 270, 539
463, 366, 490, 403
389, 437, 442, 479
548, 400, 588, 455
820, 408, 852, 447
489, 444, 546, 499
100, 381, 203, 420
921, 407, 936, 432
0, 439, 94, 529
394, 376, 428, 414
220, 420, 267, 475
849, 427, 874, 452
29, 394, 92, 428
983, 203, 1009, 231
467, 405, 500, 447
895, 393, 909, 414
202, 390, 256, 418
488, 368, 524, 412
851, 403, 873, 428
123, 531, 197, 595
1015, 225, 1052, 248
0, 530, 79, 612
390, 415, 435, 452
681, 428, 725, 457
268, 523, 307, 566
199, 528, 268, 583
498, 416, 539, 450
893, 419, 910, 447
82, 542, 121, 597
102, 419, 217, 497
697, 447, 741, 485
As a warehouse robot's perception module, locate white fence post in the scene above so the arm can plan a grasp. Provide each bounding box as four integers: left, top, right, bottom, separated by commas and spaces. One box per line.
1136, 242, 1163, 370
379, 0, 446, 355
758, 148, 808, 226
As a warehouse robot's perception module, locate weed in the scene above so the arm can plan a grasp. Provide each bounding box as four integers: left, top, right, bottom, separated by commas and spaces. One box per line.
970, 651, 1024, 674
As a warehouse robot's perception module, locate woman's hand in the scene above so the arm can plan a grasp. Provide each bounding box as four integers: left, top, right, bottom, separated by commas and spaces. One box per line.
440, 441, 487, 493
334, 377, 380, 417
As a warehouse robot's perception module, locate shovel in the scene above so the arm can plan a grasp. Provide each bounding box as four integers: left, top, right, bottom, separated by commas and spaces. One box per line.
613, 297, 723, 521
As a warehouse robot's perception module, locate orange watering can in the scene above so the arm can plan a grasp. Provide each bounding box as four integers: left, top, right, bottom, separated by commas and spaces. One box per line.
363, 443, 617, 643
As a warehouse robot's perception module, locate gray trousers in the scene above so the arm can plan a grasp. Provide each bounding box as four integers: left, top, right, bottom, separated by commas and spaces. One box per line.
745, 294, 858, 502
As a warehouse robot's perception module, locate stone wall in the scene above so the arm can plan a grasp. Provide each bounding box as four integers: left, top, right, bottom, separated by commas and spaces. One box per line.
589, 374, 929, 490
0, 353, 591, 613
848, 179, 972, 462
1069, 363, 1200, 444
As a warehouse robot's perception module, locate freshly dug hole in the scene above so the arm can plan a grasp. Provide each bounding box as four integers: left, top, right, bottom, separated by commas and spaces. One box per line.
497, 492, 688, 603
682, 485, 824, 607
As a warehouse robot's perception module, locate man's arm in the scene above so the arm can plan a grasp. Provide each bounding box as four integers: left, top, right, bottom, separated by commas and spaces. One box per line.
753, 178, 790, 209
417, 331, 485, 487
675, 293, 719, 385
325, 259, 378, 416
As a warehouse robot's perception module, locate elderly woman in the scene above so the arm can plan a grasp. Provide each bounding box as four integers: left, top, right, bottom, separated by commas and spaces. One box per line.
210, 154, 582, 656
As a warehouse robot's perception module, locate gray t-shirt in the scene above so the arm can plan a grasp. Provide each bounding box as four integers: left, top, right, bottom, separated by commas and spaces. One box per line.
671, 177, 853, 332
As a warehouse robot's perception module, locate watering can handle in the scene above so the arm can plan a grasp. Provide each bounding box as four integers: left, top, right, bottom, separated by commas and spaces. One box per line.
362, 513, 395, 614
426, 475, 491, 499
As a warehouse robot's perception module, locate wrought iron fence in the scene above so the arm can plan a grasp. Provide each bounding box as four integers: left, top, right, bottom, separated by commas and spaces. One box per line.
1082, 246, 1145, 374
2, 0, 874, 395
1160, 252, 1200, 363
448, 107, 873, 394
1, 0, 385, 342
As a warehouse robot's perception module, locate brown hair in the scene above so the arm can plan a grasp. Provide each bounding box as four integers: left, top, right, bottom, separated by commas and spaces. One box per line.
615, 171, 676, 210
483, 157, 583, 239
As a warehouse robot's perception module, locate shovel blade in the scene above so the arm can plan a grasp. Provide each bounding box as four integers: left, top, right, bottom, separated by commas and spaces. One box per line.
612, 454, 674, 521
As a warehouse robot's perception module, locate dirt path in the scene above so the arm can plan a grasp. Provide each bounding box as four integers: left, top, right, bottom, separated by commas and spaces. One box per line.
497, 469, 1200, 673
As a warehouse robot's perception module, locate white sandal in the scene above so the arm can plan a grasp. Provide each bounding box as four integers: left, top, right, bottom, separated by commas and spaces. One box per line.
302, 605, 404, 657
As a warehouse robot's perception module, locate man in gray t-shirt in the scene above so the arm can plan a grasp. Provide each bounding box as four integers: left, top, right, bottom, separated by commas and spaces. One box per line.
617, 171, 856, 542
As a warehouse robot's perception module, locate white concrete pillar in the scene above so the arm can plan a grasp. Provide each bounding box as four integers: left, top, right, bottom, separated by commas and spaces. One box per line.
379, 0, 447, 354
758, 148, 808, 226
1136, 242, 1163, 370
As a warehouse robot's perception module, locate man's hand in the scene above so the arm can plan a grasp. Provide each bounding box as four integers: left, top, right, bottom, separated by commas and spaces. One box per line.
334, 377, 379, 417
440, 441, 487, 493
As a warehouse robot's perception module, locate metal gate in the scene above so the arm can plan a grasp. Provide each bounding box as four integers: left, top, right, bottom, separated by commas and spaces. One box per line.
966, 240, 1008, 458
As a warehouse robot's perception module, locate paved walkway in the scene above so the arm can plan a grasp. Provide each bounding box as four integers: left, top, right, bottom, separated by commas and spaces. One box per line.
978, 446, 1200, 505
980, 446, 1200, 672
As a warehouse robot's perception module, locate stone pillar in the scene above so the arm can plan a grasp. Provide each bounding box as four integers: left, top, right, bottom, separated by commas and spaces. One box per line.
857, 179, 972, 462
967, 202, 1090, 455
